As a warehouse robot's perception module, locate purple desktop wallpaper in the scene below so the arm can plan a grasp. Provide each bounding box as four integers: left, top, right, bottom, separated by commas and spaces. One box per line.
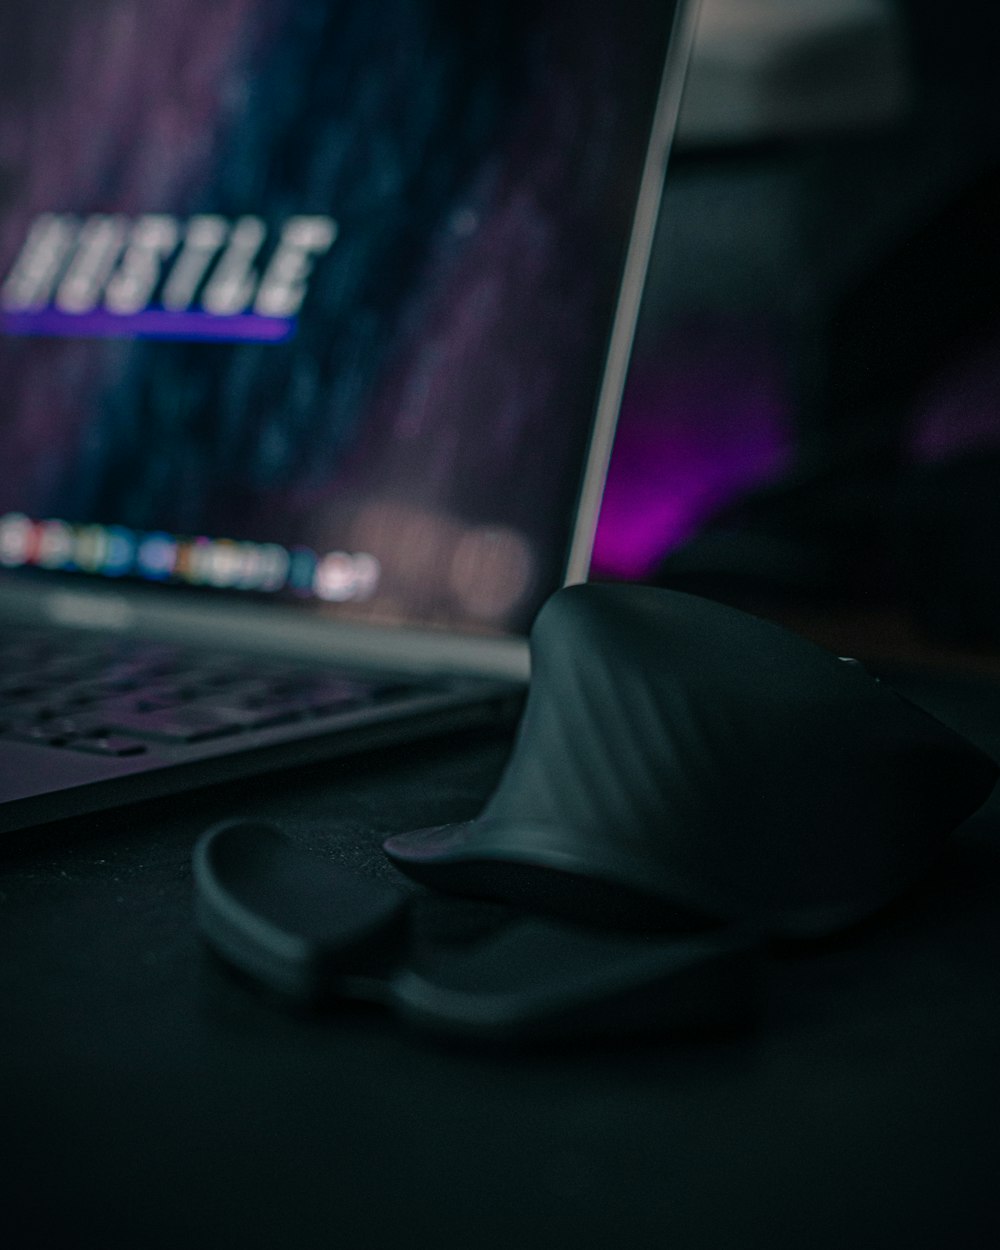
0, 0, 673, 632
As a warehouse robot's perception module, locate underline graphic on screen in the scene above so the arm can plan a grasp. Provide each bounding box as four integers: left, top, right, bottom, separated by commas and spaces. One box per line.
0, 309, 296, 343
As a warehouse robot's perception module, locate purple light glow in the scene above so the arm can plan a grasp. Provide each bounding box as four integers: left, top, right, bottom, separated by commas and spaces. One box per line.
0, 309, 295, 343
592, 332, 796, 578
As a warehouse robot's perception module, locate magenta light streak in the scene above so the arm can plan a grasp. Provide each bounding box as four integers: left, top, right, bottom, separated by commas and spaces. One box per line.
592, 333, 795, 579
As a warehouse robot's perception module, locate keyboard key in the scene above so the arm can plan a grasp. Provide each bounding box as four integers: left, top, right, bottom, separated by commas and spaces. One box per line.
3, 725, 78, 747
104, 708, 245, 743
199, 701, 307, 729
0, 682, 46, 701
64, 736, 149, 757
33, 716, 113, 738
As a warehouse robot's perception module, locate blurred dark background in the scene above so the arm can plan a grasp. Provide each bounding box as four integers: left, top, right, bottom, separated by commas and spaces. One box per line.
594, 0, 1000, 666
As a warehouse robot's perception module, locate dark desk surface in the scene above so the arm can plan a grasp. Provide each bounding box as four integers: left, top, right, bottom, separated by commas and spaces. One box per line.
2, 665, 1000, 1250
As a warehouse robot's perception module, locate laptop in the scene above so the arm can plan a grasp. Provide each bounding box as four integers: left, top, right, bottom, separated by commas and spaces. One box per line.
0, 0, 697, 834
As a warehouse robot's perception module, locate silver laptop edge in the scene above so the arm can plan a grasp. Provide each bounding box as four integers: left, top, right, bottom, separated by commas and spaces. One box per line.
565, 0, 701, 588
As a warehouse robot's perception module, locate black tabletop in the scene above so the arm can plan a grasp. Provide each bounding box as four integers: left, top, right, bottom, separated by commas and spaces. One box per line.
2, 668, 1000, 1250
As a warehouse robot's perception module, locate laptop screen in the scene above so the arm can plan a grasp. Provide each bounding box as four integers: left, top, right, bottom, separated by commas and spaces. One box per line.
0, 0, 680, 636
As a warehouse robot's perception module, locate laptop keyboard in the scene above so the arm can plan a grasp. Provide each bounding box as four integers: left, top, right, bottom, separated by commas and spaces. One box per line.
0, 626, 427, 758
